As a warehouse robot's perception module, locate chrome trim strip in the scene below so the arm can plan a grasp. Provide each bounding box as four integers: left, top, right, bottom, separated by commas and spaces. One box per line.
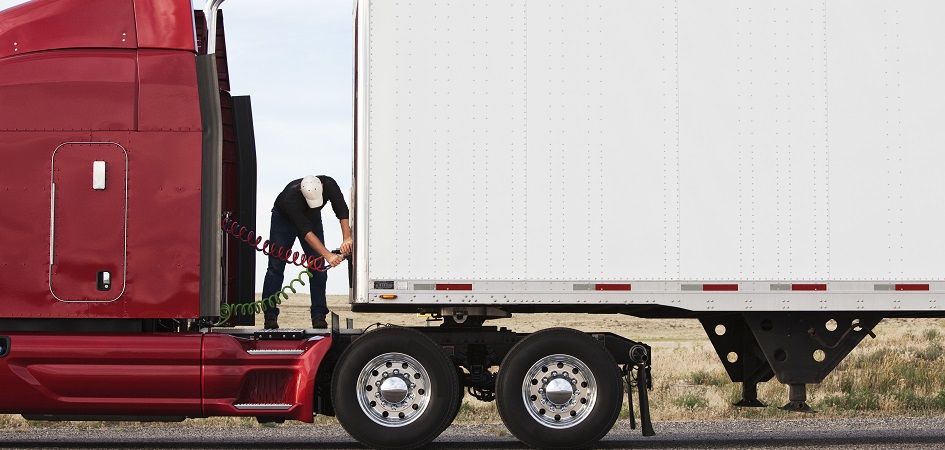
49, 182, 55, 265
246, 349, 304, 355
233, 404, 292, 411
202, 0, 226, 55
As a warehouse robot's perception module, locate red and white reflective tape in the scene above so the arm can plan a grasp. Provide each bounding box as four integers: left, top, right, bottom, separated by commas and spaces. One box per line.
372, 280, 939, 293
682, 284, 739, 291
769, 283, 827, 291
876, 283, 929, 291
411, 283, 473, 291
572, 284, 632, 291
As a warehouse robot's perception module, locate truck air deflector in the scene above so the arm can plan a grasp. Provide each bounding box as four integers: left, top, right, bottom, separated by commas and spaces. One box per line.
196, 54, 223, 318
195, 0, 228, 319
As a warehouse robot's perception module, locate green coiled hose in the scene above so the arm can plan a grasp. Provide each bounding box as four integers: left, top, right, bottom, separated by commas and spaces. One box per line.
214, 269, 312, 326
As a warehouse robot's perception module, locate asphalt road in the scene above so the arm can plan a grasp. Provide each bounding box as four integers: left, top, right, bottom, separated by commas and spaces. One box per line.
1, 417, 944, 449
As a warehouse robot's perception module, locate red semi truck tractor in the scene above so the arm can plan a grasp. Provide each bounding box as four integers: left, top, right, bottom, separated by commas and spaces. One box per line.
4, 0, 945, 448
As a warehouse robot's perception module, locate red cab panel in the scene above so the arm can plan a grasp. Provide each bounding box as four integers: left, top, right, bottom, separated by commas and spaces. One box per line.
0, 0, 205, 318
0, 50, 137, 131
0, 130, 204, 319
0, 0, 137, 60
0, 132, 103, 318
50, 142, 128, 302
137, 49, 201, 131
133, 0, 197, 52
202, 334, 334, 422
0, 333, 202, 416
0, 333, 331, 421
115, 130, 203, 318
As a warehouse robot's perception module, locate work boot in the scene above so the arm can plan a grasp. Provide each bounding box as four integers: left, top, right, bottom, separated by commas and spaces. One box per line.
264, 316, 279, 329
312, 315, 328, 329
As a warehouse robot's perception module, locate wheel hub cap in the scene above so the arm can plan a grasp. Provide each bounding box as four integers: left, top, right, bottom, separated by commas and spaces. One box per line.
356, 352, 431, 427
380, 376, 409, 403
545, 377, 575, 405
522, 354, 597, 429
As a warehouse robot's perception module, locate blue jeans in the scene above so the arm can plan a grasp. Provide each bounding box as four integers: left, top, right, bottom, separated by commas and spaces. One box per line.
261, 209, 328, 320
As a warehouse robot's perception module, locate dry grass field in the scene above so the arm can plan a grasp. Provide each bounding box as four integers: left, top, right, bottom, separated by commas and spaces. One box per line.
3, 292, 945, 429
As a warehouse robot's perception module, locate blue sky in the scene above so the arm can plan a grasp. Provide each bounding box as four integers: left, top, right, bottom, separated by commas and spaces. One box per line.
219, 1, 354, 296
0, 0, 356, 295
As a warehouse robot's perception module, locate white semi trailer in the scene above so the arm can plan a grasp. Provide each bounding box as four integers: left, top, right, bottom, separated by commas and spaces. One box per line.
338, 0, 945, 447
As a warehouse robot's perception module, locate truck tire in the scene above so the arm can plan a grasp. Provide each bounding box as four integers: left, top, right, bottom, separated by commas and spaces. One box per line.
450, 367, 466, 422
496, 327, 623, 449
331, 326, 460, 449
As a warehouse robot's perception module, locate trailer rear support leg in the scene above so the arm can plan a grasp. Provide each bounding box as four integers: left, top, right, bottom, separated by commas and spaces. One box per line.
779, 383, 814, 413
734, 381, 766, 408
741, 312, 882, 410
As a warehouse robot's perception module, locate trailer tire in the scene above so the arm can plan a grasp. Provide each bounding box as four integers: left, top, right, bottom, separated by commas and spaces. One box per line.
496, 327, 623, 449
331, 326, 460, 449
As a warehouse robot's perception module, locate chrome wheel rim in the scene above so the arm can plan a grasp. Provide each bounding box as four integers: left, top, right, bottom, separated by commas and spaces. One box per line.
356, 352, 431, 427
521, 353, 597, 429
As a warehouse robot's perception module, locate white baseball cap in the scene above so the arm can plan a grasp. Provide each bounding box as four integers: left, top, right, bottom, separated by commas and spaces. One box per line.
300, 175, 324, 208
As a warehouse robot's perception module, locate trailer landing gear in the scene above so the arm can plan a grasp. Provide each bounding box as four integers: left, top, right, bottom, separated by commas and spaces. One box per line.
779, 384, 815, 413
734, 382, 767, 408
704, 313, 881, 411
